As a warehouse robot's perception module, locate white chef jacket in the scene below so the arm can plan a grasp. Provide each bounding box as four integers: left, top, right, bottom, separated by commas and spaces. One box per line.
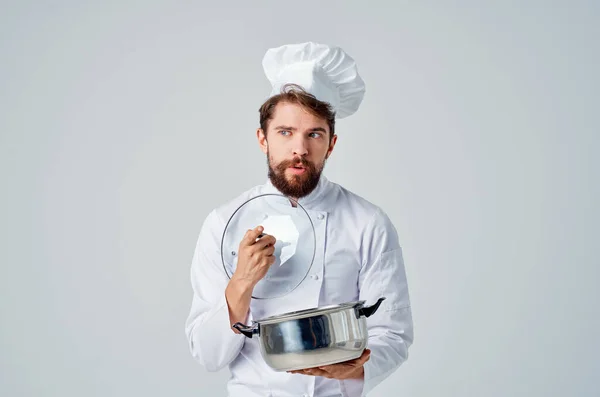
185, 175, 413, 397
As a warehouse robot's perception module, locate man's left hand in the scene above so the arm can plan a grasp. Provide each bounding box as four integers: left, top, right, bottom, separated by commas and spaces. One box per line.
287, 348, 371, 380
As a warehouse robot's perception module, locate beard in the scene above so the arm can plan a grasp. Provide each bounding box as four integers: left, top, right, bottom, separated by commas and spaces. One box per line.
267, 151, 326, 198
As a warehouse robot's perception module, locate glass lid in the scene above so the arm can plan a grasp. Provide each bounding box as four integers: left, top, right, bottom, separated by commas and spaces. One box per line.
220, 193, 316, 299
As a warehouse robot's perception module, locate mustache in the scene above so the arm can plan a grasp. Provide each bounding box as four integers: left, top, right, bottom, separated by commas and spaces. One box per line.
279, 158, 312, 168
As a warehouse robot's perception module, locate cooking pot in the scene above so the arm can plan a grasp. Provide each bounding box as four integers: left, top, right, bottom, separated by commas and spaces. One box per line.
232, 297, 385, 372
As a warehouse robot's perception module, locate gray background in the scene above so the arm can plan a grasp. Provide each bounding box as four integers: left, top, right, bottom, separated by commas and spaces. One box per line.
1, 1, 598, 396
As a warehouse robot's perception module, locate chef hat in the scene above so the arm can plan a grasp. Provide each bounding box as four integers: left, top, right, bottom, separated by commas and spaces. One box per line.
262, 42, 366, 119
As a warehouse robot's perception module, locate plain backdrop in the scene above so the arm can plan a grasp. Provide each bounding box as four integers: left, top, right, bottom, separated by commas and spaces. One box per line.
1, 1, 598, 396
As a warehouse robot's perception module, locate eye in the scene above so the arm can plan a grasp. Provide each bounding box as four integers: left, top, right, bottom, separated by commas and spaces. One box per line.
309, 132, 322, 138
279, 130, 291, 136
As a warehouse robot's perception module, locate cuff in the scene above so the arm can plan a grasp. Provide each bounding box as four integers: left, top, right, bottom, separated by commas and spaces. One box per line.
201, 293, 246, 345
338, 360, 370, 397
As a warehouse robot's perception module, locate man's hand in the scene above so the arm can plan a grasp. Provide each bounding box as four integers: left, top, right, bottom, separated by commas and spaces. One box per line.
287, 349, 371, 380
226, 226, 276, 333
231, 226, 276, 287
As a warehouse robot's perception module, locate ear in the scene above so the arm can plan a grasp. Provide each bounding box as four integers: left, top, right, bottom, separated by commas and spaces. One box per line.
325, 134, 337, 159
257, 128, 268, 154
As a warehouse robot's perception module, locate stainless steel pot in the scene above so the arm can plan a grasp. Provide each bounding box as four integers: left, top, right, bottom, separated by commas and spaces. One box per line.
232, 297, 385, 372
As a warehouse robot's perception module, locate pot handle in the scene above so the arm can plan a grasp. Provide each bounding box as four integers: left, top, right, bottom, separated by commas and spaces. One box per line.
232, 322, 258, 338
358, 297, 386, 318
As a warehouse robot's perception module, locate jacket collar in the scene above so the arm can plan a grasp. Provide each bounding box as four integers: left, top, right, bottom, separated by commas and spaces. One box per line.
263, 174, 332, 209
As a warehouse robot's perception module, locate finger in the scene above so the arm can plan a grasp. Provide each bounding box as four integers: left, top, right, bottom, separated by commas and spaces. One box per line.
360, 349, 371, 362
305, 368, 331, 377
255, 242, 276, 260
257, 234, 276, 247
356, 355, 370, 366
265, 243, 276, 255
250, 235, 276, 253
358, 348, 370, 358
319, 363, 353, 373
318, 364, 335, 372
242, 226, 264, 245
348, 351, 370, 366
288, 369, 308, 375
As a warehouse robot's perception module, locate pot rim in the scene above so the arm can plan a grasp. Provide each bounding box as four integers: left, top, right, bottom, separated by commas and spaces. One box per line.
253, 300, 365, 324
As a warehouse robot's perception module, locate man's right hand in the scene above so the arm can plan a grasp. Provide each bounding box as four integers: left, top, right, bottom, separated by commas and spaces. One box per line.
231, 226, 277, 287
225, 226, 276, 332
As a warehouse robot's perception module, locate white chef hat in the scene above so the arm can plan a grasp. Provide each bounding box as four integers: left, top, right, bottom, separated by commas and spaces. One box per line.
262, 42, 366, 119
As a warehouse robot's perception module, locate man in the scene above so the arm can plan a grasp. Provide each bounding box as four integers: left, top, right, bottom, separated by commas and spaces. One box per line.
185, 42, 413, 397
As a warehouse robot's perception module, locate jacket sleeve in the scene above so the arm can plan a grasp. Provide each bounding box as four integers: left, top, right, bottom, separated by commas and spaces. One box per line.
184, 209, 247, 372
339, 207, 414, 396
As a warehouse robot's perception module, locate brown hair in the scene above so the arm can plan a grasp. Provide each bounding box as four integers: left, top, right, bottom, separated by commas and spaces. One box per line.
259, 83, 336, 142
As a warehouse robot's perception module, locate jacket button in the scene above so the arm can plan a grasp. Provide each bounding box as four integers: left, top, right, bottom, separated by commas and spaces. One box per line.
310, 274, 319, 280
317, 213, 324, 220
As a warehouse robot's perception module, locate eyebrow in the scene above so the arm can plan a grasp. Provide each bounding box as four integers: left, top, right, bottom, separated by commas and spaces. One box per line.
274, 126, 328, 133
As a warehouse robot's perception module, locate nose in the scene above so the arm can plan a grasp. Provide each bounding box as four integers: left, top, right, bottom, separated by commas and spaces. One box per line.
292, 136, 309, 157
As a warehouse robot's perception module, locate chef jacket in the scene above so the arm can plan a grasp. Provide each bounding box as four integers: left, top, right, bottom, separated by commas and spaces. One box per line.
185, 175, 414, 396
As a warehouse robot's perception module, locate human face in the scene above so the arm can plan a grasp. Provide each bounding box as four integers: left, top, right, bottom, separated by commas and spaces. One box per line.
257, 101, 337, 199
